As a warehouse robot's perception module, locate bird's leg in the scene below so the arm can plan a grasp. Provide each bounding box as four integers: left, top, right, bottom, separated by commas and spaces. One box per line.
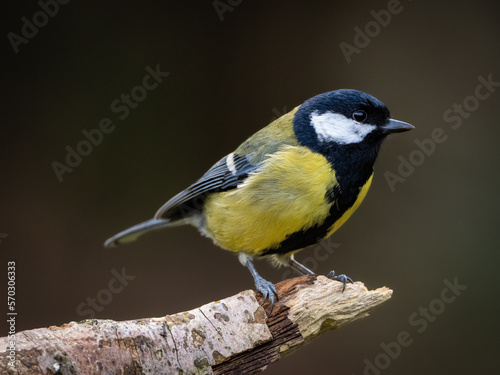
287, 255, 315, 276
288, 255, 353, 292
239, 253, 278, 313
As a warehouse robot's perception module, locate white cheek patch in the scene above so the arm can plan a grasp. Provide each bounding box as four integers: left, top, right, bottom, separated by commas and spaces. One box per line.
310, 111, 377, 145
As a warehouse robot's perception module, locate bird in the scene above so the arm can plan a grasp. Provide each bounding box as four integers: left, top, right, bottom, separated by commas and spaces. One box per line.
105, 89, 413, 312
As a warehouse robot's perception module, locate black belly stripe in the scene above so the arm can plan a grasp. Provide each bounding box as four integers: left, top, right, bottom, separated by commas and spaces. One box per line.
260, 180, 364, 256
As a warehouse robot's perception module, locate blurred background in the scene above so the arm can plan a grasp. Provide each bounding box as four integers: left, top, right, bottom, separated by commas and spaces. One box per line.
2, 0, 500, 374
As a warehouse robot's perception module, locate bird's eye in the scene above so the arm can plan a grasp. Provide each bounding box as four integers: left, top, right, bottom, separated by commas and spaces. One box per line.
352, 110, 367, 123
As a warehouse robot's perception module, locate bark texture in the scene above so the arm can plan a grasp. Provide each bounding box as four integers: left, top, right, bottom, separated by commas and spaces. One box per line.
0, 275, 392, 374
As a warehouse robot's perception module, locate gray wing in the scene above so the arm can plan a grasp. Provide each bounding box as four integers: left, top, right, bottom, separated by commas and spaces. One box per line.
154, 153, 257, 220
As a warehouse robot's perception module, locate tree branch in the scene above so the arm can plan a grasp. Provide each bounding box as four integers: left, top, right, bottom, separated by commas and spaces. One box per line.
0, 275, 392, 374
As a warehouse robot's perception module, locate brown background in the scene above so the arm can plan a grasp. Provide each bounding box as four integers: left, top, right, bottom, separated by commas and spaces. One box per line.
2, 0, 500, 374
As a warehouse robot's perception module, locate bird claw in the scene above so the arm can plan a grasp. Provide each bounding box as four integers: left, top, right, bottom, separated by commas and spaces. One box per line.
254, 276, 278, 314
326, 270, 353, 292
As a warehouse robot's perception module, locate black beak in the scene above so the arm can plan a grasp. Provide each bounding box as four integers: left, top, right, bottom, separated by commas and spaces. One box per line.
382, 119, 414, 134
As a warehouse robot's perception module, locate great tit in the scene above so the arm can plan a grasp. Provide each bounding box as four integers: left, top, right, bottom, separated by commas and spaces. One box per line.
105, 89, 413, 311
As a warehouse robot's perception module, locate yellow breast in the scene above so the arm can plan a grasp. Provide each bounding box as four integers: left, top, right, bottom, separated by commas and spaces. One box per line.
203, 145, 337, 255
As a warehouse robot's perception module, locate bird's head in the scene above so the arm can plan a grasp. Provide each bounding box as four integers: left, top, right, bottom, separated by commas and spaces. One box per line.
293, 89, 414, 153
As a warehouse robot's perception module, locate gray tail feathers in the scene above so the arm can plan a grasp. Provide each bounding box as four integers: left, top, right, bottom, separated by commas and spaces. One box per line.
104, 219, 172, 248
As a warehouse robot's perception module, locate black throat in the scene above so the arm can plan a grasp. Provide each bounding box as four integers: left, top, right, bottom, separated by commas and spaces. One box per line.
293, 107, 383, 203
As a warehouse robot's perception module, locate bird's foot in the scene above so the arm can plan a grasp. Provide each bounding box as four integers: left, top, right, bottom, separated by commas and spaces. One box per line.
254, 276, 278, 314
326, 270, 353, 292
